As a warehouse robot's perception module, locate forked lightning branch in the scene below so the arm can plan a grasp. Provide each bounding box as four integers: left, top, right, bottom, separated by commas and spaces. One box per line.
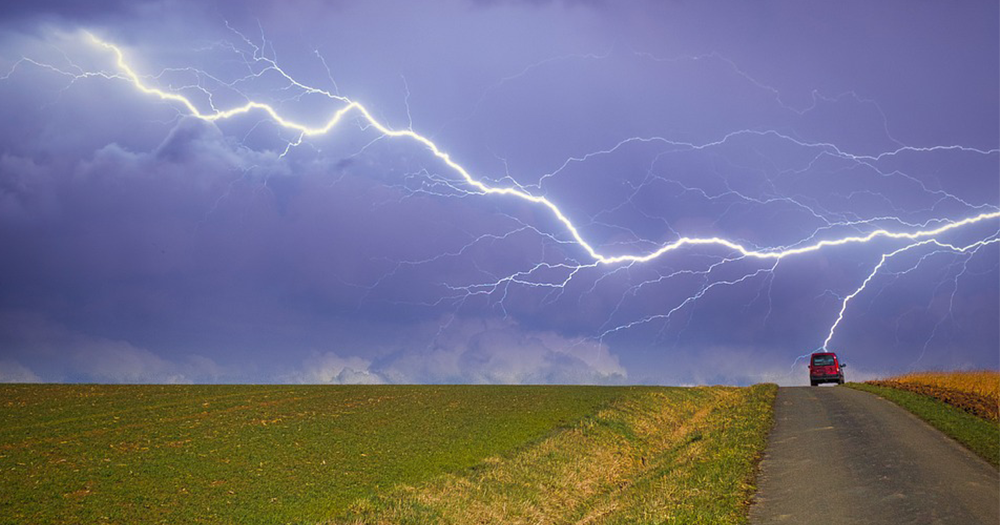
9, 30, 998, 357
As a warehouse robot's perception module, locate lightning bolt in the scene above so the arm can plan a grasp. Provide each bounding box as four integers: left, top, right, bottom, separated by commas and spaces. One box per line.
84, 33, 1000, 266
6, 29, 998, 380
821, 236, 1000, 350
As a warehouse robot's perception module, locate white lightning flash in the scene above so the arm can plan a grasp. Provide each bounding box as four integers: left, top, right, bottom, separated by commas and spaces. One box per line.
86, 33, 1000, 267
8, 30, 998, 374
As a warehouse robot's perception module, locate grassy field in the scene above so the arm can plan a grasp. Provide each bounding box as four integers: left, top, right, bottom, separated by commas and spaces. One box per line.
846, 382, 999, 468
864, 371, 999, 421
339, 384, 776, 524
0, 384, 775, 524
890, 371, 999, 398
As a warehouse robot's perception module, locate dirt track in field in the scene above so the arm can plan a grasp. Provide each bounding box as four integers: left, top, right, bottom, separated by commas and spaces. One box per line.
750, 386, 999, 524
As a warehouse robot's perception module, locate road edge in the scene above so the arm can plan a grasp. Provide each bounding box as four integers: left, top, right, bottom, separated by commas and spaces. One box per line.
845, 382, 999, 467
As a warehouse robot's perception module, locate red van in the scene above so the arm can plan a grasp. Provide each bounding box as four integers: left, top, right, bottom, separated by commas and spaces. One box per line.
808, 352, 846, 386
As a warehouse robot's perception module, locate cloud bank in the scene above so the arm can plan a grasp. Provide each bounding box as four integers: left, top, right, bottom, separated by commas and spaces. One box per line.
287, 317, 627, 385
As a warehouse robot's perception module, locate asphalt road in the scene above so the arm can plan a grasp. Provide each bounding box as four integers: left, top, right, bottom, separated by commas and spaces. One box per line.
750, 386, 999, 525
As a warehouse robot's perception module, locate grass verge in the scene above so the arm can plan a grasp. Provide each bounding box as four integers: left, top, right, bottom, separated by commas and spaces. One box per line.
846, 382, 999, 468
336, 383, 777, 524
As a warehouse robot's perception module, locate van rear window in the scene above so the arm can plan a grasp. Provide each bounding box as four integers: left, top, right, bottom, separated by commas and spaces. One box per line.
811, 355, 834, 366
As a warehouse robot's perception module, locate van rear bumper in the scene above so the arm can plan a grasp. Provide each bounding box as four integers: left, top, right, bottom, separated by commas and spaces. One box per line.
810, 374, 843, 384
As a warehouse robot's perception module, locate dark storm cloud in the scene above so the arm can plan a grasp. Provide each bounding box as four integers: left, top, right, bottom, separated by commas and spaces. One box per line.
0, 0, 332, 25
469, 0, 606, 7
0, 310, 229, 383
0, 0, 147, 22
0, 0, 996, 384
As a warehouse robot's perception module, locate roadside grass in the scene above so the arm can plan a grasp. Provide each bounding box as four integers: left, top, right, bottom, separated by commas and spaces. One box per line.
336, 383, 777, 524
0, 384, 629, 524
846, 382, 999, 467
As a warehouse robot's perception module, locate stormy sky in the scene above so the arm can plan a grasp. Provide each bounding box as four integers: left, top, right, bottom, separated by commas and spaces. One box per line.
0, 0, 997, 385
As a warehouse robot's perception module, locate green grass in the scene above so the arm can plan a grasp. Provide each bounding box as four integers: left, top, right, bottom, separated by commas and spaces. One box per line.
846, 382, 999, 467
0, 384, 777, 524
0, 384, 627, 524
337, 384, 777, 524
592, 383, 777, 524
